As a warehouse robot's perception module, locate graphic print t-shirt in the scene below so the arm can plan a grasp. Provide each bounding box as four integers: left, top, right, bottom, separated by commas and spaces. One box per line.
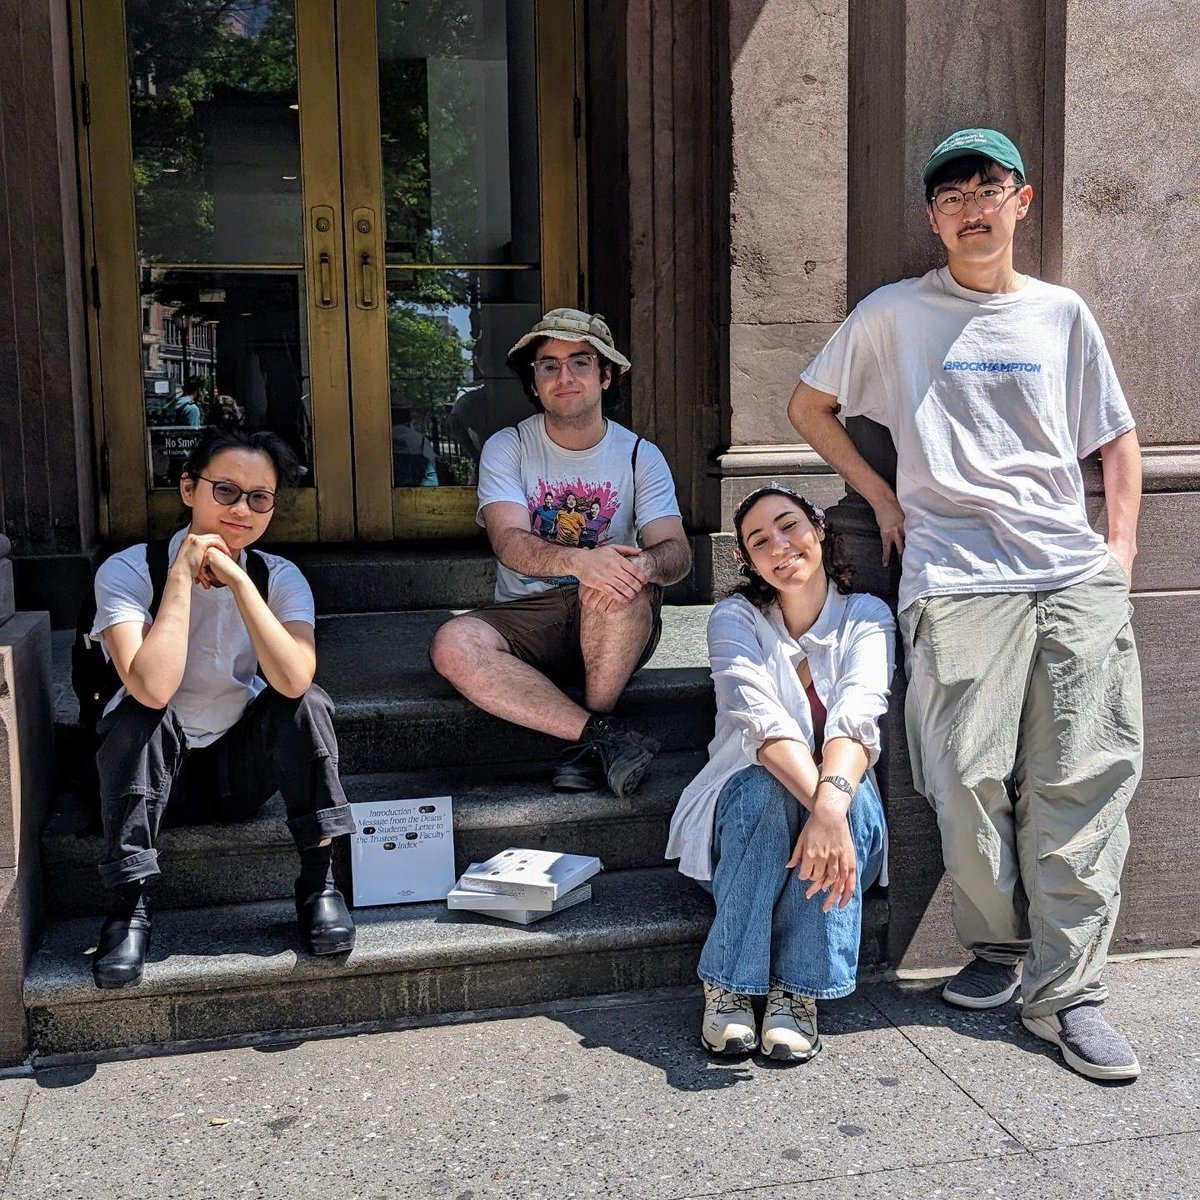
476, 414, 681, 602
801, 268, 1135, 611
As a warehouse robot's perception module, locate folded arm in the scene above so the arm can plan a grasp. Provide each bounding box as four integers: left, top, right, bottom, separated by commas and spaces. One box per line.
201, 548, 316, 698
102, 533, 228, 709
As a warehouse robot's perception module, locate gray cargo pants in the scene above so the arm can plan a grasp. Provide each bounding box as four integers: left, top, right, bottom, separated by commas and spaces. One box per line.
898, 557, 1142, 1019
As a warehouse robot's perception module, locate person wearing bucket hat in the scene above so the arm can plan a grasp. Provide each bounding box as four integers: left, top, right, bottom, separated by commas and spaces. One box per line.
506, 308, 632, 398
788, 129, 1144, 1081
430, 309, 691, 798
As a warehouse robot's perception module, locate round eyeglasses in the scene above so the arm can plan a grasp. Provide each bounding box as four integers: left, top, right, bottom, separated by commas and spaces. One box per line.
531, 351, 600, 381
932, 183, 1020, 216
197, 475, 276, 513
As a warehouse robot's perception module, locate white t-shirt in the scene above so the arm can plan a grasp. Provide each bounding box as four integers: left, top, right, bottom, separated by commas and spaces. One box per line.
666, 589, 895, 882
476, 414, 682, 602
801, 268, 1135, 612
91, 527, 316, 746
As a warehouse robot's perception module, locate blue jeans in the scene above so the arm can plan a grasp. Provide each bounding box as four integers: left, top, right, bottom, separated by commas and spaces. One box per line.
697, 766, 886, 999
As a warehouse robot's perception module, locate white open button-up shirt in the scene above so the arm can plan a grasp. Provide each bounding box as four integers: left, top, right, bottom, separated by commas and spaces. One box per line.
666, 588, 896, 882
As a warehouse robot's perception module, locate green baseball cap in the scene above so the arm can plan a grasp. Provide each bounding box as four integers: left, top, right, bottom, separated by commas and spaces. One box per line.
923, 128, 1025, 185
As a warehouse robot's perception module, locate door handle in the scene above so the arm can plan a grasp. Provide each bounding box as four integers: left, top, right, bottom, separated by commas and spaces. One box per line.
310, 205, 339, 309
360, 251, 375, 308
352, 207, 380, 311
319, 252, 333, 306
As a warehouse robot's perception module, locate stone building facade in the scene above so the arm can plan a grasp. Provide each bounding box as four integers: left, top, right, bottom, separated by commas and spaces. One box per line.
0, 0, 1196, 1059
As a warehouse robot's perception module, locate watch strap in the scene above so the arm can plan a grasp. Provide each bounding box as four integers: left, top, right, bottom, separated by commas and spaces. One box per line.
818, 774, 854, 798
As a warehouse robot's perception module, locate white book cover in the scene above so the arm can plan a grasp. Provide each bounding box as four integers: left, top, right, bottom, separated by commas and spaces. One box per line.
456, 848, 602, 909
448, 883, 593, 925
349, 796, 455, 907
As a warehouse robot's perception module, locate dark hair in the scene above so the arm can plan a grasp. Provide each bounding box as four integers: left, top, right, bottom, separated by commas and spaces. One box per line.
511, 336, 622, 413
183, 375, 206, 393
182, 428, 301, 491
730, 486, 854, 610
925, 154, 1026, 203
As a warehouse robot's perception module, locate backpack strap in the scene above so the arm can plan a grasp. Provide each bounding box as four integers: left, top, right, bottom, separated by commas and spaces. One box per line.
630, 436, 643, 532
146, 540, 171, 619
245, 549, 271, 603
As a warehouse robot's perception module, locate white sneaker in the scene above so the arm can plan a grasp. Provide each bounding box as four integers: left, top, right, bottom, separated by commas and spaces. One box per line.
761, 986, 820, 1062
700, 983, 758, 1054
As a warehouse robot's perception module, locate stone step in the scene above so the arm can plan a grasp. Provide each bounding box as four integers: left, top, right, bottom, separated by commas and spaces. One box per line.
25, 867, 890, 1057
281, 542, 496, 614
271, 544, 698, 615
41, 751, 709, 916
53, 606, 717, 776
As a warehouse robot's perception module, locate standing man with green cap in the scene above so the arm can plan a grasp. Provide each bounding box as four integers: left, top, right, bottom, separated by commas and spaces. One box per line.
431, 309, 691, 798
787, 129, 1144, 1080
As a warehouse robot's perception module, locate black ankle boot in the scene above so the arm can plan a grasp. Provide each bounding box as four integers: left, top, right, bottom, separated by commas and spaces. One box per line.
93, 883, 152, 989
295, 882, 356, 956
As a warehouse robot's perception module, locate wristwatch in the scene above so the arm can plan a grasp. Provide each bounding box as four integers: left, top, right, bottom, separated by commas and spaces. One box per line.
818, 774, 854, 798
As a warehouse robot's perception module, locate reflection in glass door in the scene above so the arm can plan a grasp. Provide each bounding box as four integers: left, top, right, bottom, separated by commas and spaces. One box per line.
341, 0, 583, 537
84, 0, 354, 540
80, 0, 581, 541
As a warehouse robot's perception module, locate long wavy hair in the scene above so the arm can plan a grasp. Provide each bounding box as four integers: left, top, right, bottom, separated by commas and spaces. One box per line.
730, 486, 854, 611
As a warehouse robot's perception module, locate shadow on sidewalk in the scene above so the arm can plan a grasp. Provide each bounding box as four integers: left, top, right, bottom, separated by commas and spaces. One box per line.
544, 987, 897, 1092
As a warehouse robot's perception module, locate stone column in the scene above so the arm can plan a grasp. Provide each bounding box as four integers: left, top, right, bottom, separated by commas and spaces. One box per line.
1052, 0, 1200, 954
0, 0, 98, 621
841, 0, 1050, 966
0, 535, 54, 1065
707, 0, 849, 596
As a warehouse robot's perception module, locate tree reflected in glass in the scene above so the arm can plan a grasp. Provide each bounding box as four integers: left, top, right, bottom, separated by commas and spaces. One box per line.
127, 0, 300, 263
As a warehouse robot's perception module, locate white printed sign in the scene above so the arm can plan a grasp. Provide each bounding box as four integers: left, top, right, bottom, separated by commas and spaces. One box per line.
349, 796, 455, 907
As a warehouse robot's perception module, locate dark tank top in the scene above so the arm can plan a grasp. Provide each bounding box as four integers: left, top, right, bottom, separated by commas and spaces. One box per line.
805, 678, 827, 762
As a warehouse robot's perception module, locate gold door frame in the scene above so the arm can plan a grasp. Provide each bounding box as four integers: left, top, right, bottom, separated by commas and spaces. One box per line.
337, 0, 586, 540
75, 0, 585, 542
76, 0, 353, 542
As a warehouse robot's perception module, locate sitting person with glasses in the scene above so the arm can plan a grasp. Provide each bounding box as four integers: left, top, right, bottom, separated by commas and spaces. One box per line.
667, 487, 893, 1062
431, 308, 692, 797
788, 129, 1144, 1081
87, 428, 357, 989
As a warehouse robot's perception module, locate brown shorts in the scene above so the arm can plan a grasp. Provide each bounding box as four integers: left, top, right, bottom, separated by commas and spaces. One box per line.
466, 583, 664, 687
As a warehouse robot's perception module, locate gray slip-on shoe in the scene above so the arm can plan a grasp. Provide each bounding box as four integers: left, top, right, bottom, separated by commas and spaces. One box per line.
942, 958, 1021, 1009
1022, 1003, 1141, 1081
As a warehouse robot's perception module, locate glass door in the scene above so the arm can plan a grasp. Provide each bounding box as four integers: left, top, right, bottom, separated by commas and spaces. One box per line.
338, 0, 583, 539
82, 0, 354, 540
79, 0, 582, 542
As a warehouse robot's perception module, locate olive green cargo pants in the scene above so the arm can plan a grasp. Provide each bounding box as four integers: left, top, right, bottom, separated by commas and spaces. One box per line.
899, 558, 1142, 1020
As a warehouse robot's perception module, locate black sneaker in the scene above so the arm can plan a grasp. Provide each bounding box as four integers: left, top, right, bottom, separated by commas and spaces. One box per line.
588, 715, 660, 798
552, 741, 606, 791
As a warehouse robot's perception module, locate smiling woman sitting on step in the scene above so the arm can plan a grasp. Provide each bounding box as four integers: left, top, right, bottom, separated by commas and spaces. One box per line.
666, 486, 895, 1062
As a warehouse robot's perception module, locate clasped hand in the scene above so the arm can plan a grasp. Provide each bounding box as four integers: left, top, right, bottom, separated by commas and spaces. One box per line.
786, 798, 857, 912
175, 533, 245, 590
575, 544, 649, 612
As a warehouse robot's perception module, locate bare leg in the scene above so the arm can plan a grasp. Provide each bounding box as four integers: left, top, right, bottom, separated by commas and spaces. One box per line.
430, 616, 589, 742
579, 589, 654, 713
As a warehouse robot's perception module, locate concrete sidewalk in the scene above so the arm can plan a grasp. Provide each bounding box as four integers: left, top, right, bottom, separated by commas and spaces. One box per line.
2, 955, 1197, 1199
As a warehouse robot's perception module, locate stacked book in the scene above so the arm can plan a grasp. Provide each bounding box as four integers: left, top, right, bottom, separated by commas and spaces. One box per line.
447, 848, 603, 925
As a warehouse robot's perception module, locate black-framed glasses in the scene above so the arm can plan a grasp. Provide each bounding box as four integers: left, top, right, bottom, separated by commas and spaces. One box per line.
197, 475, 276, 513
932, 183, 1020, 216
531, 351, 599, 381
